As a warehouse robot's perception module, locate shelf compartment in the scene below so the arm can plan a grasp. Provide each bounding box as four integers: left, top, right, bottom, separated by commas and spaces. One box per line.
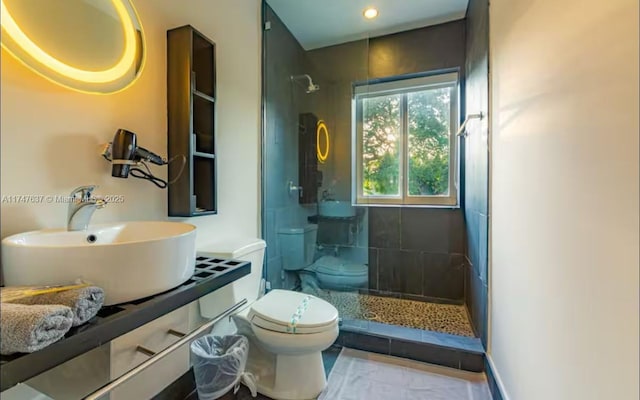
193, 157, 216, 213
192, 32, 215, 97
193, 152, 215, 159
193, 95, 215, 154
193, 89, 215, 103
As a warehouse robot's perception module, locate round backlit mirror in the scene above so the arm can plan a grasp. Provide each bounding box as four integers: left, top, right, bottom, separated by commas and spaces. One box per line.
1, 0, 145, 94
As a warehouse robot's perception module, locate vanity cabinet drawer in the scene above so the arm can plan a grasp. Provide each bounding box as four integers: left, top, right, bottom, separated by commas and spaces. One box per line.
109, 305, 190, 400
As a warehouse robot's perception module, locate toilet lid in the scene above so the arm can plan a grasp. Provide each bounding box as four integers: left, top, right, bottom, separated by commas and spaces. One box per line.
248, 290, 339, 334
314, 256, 368, 277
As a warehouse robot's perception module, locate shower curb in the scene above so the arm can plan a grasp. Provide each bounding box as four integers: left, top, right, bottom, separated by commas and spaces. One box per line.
337, 320, 485, 373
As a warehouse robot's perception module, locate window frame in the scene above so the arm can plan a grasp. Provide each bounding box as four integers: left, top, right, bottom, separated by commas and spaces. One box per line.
351, 71, 460, 207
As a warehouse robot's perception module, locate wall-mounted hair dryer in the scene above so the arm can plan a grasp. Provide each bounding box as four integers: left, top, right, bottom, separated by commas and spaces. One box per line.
102, 129, 185, 188
108, 129, 164, 178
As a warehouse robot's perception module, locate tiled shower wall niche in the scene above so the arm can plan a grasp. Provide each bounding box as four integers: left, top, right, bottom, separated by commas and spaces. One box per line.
368, 207, 466, 302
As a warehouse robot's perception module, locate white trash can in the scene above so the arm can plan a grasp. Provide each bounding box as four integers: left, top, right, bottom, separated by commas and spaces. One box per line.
190, 335, 251, 400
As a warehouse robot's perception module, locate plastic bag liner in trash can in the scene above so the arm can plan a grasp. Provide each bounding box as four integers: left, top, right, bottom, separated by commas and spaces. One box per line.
191, 334, 256, 400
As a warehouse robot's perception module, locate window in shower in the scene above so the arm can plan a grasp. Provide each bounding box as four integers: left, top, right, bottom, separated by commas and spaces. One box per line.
353, 72, 459, 206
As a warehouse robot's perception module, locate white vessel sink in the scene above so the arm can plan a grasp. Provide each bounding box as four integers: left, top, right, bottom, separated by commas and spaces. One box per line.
318, 200, 356, 218
1, 221, 197, 305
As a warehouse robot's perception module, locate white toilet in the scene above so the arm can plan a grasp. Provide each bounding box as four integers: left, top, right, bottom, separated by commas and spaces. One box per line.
278, 225, 368, 290
199, 238, 339, 400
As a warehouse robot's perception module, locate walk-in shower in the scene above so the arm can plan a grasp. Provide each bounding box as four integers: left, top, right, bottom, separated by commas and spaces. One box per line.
263, 3, 485, 342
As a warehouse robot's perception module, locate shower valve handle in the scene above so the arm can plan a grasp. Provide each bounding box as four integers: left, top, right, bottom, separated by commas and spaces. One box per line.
288, 181, 303, 198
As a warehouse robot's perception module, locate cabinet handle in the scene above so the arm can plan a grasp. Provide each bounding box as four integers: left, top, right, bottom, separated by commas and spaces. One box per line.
135, 345, 156, 357
168, 329, 186, 338
83, 299, 247, 400
135, 329, 186, 357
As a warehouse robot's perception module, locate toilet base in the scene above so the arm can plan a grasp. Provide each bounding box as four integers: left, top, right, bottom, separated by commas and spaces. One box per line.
301, 256, 369, 291
233, 309, 334, 400
257, 352, 327, 400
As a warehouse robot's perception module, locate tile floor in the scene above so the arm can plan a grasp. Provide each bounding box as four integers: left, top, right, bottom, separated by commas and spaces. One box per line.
185, 346, 342, 400
186, 346, 492, 400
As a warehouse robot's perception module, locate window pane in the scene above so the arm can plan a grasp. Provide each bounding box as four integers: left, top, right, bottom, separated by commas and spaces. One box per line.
362, 94, 402, 196
407, 87, 452, 196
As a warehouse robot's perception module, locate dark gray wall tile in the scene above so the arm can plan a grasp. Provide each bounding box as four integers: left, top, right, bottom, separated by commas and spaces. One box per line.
378, 249, 422, 295
368, 248, 378, 290
464, 0, 490, 347
464, 259, 472, 311
401, 208, 449, 252
465, 210, 480, 270
369, 207, 401, 248
422, 253, 464, 300
478, 213, 488, 284
449, 210, 466, 254
480, 284, 488, 347
400, 208, 465, 254
467, 269, 488, 345
368, 20, 467, 79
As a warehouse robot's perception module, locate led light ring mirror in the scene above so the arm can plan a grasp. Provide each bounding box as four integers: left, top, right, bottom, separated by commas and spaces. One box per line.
316, 120, 329, 163
0, 0, 145, 94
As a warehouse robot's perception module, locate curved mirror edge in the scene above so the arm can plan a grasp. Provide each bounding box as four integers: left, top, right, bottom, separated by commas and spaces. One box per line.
0, 0, 146, 94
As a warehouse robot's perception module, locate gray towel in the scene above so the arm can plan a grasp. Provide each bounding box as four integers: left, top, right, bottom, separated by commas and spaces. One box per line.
9, 286, 104, 326
0, 303, 74, 355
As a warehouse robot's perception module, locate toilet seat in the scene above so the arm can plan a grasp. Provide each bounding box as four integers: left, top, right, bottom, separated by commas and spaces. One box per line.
248, 289, 339, 334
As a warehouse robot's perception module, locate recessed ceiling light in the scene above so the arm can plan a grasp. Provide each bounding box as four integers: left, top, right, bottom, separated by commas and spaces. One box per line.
363, 7, 379, 19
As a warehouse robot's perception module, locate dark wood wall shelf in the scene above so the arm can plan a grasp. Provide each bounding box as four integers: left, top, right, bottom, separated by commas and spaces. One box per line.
299, 113, 320, 204
167, 25, 217, 217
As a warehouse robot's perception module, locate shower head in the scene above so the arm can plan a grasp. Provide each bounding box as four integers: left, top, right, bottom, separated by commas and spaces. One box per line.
291, 74, 320, 93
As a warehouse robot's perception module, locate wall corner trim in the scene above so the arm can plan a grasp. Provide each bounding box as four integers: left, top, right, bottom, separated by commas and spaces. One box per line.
485, 354, 510, 400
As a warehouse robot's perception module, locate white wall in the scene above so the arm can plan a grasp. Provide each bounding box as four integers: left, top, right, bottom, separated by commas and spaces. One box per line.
0, 0, 262, 246
489, 0, 639, 399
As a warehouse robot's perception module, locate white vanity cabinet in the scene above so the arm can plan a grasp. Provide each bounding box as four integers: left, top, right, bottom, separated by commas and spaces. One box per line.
19, 301, 211, 400
109, 304, 191, 400
1, 259, 250, 400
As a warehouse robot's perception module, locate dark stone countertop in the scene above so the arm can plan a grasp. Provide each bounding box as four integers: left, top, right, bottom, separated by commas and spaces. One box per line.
0, 255, 251, 392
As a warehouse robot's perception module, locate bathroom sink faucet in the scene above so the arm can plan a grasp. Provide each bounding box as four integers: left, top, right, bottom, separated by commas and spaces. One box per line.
321, 189, 335, 201
67, 185, 107, 231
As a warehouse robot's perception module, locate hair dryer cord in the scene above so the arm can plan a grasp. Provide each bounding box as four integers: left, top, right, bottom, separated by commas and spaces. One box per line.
128, 155, 187, 189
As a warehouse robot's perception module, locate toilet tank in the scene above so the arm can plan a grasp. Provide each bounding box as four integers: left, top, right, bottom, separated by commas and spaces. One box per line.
198, 238, 266, 319
277, 225, 317, 271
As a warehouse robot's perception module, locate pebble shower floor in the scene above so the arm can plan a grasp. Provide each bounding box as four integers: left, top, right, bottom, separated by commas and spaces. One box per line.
311, 290, 475, 337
